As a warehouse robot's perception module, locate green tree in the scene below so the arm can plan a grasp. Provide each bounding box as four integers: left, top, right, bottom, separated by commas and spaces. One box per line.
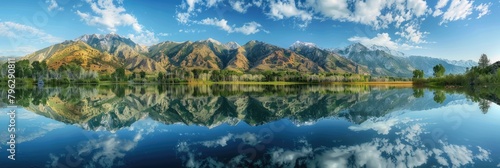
157, 72, 164, 82
413, 88, 424, 98
413, 69, 424, 79
478, 54, 490, 69
129, 72, 136, 80
140, 71, 146, 79
15, 60, 32, 78
112, 67, 126, 81
433, 64, 445, 77
433, 90, 446, 104
31, 61, 41, 77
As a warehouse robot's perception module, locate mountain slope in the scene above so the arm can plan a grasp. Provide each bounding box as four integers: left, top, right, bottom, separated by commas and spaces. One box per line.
407, 56, 470, 77
243, 40, 324, 73
24, 41, 120, 73
75, 34, 165, 72
336, 43, 415, 77
291, 41, 369, 74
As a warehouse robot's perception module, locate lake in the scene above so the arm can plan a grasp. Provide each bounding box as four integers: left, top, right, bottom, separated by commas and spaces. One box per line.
1, 84, 499, 167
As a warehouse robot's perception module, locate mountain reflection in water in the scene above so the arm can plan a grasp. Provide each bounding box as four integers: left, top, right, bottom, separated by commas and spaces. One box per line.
0, 84, 499, 168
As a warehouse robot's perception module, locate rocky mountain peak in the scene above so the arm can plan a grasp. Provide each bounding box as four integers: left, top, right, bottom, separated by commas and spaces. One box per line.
290, 41, 317, 50
225, 41, 241, 50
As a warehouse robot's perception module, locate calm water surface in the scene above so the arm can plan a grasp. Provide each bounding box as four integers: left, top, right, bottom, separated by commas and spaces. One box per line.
1, 85, 499, 168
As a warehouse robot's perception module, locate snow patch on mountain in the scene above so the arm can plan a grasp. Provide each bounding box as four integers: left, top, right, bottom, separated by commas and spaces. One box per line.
290, 41, 317, 50
225, 41, 241, 50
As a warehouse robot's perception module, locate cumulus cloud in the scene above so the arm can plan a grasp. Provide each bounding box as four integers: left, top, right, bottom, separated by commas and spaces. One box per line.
230, 0, 253, 13
206, 0, 223, 7
46, 120, 158, 168
406, 0, 428, 17
475, 3, 491, 19
348, 33, 423, 51
0, 21, 62, 43
348, 117, 400, 134
175, 116, 492, 168
127, 30, 159, 46
76, 0, 161, 45
267, 0, 313, 28
76, 0, 143, 33
396, 23, 429, 44
198, 18, 262, 35
46, 0, 63, 11
173, 0, 490, 45
433, 0, 449, 16
201, 133, 234, 147
200, 132, 260, 148
439, 0, 474, 25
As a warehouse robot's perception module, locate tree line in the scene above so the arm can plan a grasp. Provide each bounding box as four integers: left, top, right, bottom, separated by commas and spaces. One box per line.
413, 54, 500, 86
0, 60, 99, 85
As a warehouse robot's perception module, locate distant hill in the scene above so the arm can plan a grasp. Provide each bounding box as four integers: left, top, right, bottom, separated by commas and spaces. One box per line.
290, 41, 369, 75
407, 56, 471, 77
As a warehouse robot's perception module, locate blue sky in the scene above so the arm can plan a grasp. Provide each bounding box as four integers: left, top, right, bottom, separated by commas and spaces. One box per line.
0, 0, 498, 62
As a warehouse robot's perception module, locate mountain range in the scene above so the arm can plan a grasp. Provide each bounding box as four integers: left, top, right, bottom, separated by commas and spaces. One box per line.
21, 34, 477, 77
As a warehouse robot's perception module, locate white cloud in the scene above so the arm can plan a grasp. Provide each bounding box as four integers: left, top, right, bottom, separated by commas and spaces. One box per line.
200, 132, 260, 148
185, 0, 201, 12
176, 12, 192, 24
201, 133, 234, 147
348, 117, 400, 134
433, 149, 449, 166
267, 0, 313, 28
77, 0, 160, 46
127, 30, 159, 46
406, 0, 428, 17
206, 0, 222, 8
179, 29, 206, 33
76, 0, 143, 33
233, 22, 262, 35
475, 3, 491, 19
0, 21, 62, 43
230, 0, 253, 13
199, 18, 262, 35
442, 142, 475, 167
396, 23, 429, 44
440, 0, 474, 25
158, 33, 170, 36
304, 0, 351, 21
47, 0, 63, 11
0, 21, 62, 55
252, 0, 263, 7
433, 0, 449, 16
174, 116, 492, 168
271, 147, 313, 167
348, 33, 401, 51
199, 17, 232, 32
436, 0, 450, 9
476, 146, 491, 161
350, 0, 388, 29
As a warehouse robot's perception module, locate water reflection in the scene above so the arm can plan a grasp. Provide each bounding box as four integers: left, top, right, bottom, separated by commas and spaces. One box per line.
0, 84, 499, 167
